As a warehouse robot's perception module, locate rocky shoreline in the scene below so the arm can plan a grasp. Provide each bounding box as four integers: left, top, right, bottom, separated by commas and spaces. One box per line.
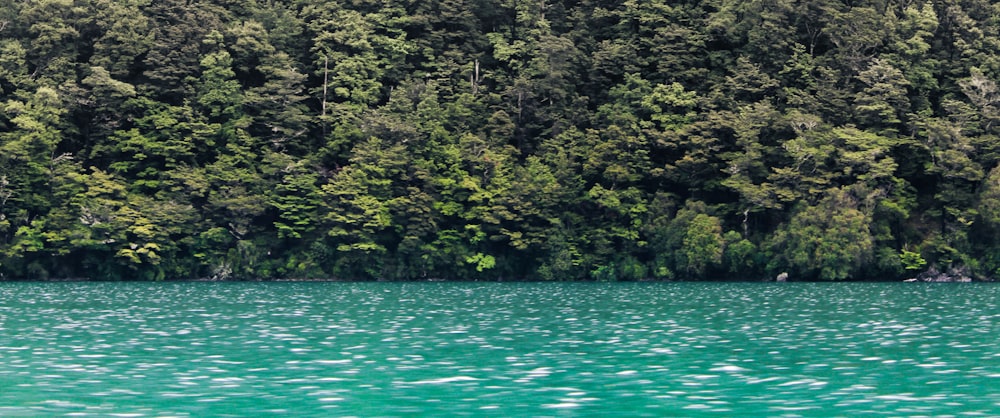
905, 266, 978, 283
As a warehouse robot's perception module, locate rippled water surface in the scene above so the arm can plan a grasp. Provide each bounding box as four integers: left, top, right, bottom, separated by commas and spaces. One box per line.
1, 282, 999, 416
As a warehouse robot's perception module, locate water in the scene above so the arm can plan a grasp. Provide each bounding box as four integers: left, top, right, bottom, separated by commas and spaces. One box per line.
1, 282, 998, 416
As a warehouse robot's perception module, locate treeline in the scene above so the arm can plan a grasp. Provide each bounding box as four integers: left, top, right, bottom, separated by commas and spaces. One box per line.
1, 0, 999, 281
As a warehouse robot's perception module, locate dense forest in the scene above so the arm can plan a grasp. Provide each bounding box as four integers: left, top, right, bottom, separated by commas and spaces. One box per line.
1, 0, 999, 281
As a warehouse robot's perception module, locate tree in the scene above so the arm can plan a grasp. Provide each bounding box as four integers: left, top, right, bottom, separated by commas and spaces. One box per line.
0, 85, 85, 277
681, 213, 724, 278
0, 40, 31, 97
20, 0, 82, 86
915, 115, 984, 266
245, 51, 311, 153
141, 0, 227, 103
854, 58, 910, 135
88, 0, 153, 79
768, 189, 874, 280
80, 66, 137, 144
320, 137, 406, 279
0, 86, 70, 223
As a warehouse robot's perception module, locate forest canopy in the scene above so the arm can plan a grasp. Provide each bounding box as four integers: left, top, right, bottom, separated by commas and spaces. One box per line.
1, 0, 999, 281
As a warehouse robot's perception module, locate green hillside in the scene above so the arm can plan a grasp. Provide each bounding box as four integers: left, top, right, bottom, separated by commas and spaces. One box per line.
1, 0, 999, 281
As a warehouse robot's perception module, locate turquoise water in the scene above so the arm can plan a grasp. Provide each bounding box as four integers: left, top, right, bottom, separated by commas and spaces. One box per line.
0, 282, 998, 416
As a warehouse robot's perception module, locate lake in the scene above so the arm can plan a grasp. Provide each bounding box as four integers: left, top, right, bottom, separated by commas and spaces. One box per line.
0, 282, 998, 416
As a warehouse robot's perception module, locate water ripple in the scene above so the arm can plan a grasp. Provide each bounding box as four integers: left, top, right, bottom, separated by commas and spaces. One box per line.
0, 282, 998, 416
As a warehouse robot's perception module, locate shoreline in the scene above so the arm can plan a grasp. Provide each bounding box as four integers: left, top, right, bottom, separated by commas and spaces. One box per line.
0, 277, 991, 283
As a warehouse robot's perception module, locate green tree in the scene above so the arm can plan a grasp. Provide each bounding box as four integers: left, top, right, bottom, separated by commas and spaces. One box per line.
141, 0, 227, 103
20, 0, 83, 86
0, 40, 31, 97
88, 0, 153, 79
80, 66, 137, 144
681, 213, 724, 278
0, 86, 71, 224
914, 116, 984, 267
768, 189, 874, 280
245, 51, 311, 153
320, 137, 404, 279
854, 58, 911, 135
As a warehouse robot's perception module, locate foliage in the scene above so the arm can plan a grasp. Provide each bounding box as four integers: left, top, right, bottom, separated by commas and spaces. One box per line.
767, 190, 874, 280
2, 0, 1000, 281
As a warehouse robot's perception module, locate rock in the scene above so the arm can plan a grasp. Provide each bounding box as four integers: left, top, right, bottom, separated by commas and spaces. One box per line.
914, 266, 974, 282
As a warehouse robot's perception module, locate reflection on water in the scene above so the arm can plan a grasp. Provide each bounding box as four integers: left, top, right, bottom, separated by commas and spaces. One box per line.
0, 282, 998, 416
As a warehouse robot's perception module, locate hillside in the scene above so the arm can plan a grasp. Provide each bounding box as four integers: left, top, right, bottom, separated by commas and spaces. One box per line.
1, 0, 999, 280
